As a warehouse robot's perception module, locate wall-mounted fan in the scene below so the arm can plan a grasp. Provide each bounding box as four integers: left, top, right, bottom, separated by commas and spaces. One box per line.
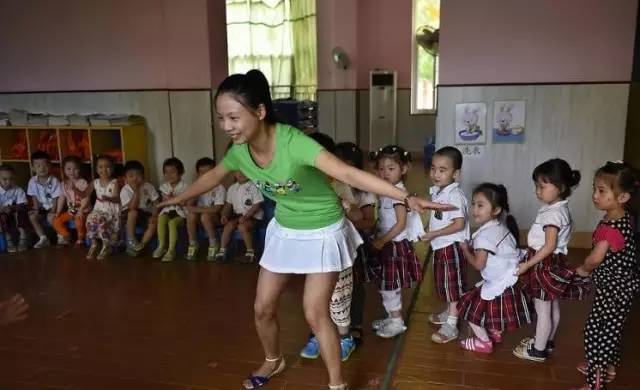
416, 26, 439, 56
332, 47, 350, 70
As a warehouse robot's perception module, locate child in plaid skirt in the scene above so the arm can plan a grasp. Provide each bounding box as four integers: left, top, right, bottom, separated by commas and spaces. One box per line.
368, 145, 425, 338
513, 159, 590, 362
422, 147, 470, 344
457, 183, 533, 353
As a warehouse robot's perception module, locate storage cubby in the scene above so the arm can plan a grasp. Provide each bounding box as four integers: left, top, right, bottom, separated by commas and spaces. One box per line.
0, 124, 147, 182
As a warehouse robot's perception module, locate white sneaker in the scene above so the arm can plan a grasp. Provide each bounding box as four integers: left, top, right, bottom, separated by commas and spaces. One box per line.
376, 319, 407, 338
34, 236, 50, 249
152, 246, 166, 259
428, 310, 449, 325
371, 317, 392, 331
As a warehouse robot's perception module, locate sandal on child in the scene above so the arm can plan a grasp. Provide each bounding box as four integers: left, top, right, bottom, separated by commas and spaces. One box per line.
576, 362, 616, 383
328, 384, 348, 390
242, 356, 286, 389
488, 329, 503, 343
459, 337, 493, 354
431, 323, 459, 344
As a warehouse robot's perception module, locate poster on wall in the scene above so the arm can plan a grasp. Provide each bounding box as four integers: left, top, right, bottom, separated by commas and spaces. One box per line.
492, 100, 526, 143
454, 103, 487, 145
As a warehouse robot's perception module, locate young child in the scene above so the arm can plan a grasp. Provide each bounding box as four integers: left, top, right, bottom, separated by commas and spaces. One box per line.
216, 171, 263, 262
423, 146, 470, 343
299, 135, 366, 362
574, 161, 639, 390
513, 158, 588, 362
337, 142, 377, 345
457, 183, 533, 353
52, 156, 90, 246
85, 155, 121, 260
27, 151, 61, 248
120, 160, 159, 256
369, 145, 424, 338
0, 165, 29, 252
185, 157, 225, 261
154, 157, 188, 262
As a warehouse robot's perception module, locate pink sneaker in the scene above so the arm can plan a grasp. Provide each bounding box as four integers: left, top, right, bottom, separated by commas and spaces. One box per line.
459, 337, 493, 354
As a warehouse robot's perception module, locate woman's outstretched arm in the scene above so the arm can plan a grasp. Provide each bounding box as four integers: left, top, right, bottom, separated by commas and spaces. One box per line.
158, 163, 230, 208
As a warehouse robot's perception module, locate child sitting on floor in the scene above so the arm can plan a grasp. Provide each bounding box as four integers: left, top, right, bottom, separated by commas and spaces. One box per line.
120, 160, 159, 256
154, 157, 188, 262
53, 156, 90, 246
27, 151, 61, 249
0, 165, 29, 252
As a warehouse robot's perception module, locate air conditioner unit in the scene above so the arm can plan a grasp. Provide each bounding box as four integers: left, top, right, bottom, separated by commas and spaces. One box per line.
369, 69, 397, 152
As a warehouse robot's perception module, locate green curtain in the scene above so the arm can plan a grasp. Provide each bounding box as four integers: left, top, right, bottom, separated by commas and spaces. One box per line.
226, 0, 317, 101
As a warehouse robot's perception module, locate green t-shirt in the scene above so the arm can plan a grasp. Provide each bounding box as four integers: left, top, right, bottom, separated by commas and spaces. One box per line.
222, 123, 343, 229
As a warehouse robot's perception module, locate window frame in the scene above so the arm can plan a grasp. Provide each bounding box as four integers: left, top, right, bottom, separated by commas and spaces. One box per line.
410, 0, 438, 115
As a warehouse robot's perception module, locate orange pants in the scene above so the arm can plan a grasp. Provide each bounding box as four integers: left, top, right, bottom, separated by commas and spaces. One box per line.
53, 212, 86, 239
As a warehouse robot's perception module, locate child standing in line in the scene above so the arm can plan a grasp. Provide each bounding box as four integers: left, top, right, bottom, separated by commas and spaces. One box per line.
120, 160, 159, 256
85, 155, 121, 260
369, 145, 425, 338
513, 158, 589, 362
574, 161, 639, 390
53, 156, 90, 246
336, 142, 377, 346
457, 183, 533, 353
422, 146, 470, 344
217, 171, 263, 262
0, 165, 30, 252
185, 157, 225, 261
27, 151, 62, 249
154, 157, 188, 262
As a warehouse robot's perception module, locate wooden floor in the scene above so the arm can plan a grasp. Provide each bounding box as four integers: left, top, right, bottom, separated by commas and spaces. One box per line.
0, 247, 402, 389
392, 249, 640, 390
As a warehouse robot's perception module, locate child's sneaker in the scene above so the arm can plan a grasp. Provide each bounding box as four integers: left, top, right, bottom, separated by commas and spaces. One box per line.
214, 248, 226, 262
300, 336, 320, 359
243, 249, 255, 263
152, 246, 166, 259
207, 242, 219, 261
340, 335, 356, 361
126, 240, 143, 257
18, 238, 29, 252
519, 337, 554, 353
185, 242, 199, 260
371, 317, 392, 331
33, 236, 50, 249
431, 323, 459, 343
512, 344, 547, 362
97, 244, 111, 260
6, 240, 17, 253
57, 235, 70, 247
161, 250, 175, 262
428, 310, 449, 325
376, 319, 407, 338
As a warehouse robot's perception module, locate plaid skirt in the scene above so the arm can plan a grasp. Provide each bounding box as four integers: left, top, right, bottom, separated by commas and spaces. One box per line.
519, 248, 591, 301
433, 243, 468, 302
458, 284, 534, 332
367, 239, 422, 291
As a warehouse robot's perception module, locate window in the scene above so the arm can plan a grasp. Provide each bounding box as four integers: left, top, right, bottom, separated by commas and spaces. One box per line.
225, 0, 317, 101
411, 0, 439, 113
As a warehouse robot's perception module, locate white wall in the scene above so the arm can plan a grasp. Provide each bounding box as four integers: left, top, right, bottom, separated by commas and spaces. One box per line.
0, 90, 214, 183
436, 84, 629, 232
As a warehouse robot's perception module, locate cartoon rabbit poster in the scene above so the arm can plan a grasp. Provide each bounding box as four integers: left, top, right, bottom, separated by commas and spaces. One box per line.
454, 102, 487, 145
492, 100, 526, 143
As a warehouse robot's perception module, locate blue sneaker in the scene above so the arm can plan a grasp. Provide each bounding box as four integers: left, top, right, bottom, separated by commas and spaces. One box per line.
300, 336, 320, 359
340, 335, 356, 361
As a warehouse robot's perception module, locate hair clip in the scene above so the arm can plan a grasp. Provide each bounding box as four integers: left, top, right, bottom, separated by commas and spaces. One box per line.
403, 151, 409, 156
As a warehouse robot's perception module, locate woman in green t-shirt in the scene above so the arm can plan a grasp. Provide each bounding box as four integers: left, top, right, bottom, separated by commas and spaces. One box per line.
159, 70, 453, 390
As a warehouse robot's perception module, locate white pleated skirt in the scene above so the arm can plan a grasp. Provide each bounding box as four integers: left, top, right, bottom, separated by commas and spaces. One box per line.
259, 217, 363, 274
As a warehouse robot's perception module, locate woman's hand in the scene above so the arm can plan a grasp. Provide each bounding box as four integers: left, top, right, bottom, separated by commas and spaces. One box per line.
157, 197, 181, 209
407, 196, 457, 213
0, 294, 28, 326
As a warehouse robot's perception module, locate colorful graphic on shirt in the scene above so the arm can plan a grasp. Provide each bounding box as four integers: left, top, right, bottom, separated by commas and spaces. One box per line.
255, 179, 301, 196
